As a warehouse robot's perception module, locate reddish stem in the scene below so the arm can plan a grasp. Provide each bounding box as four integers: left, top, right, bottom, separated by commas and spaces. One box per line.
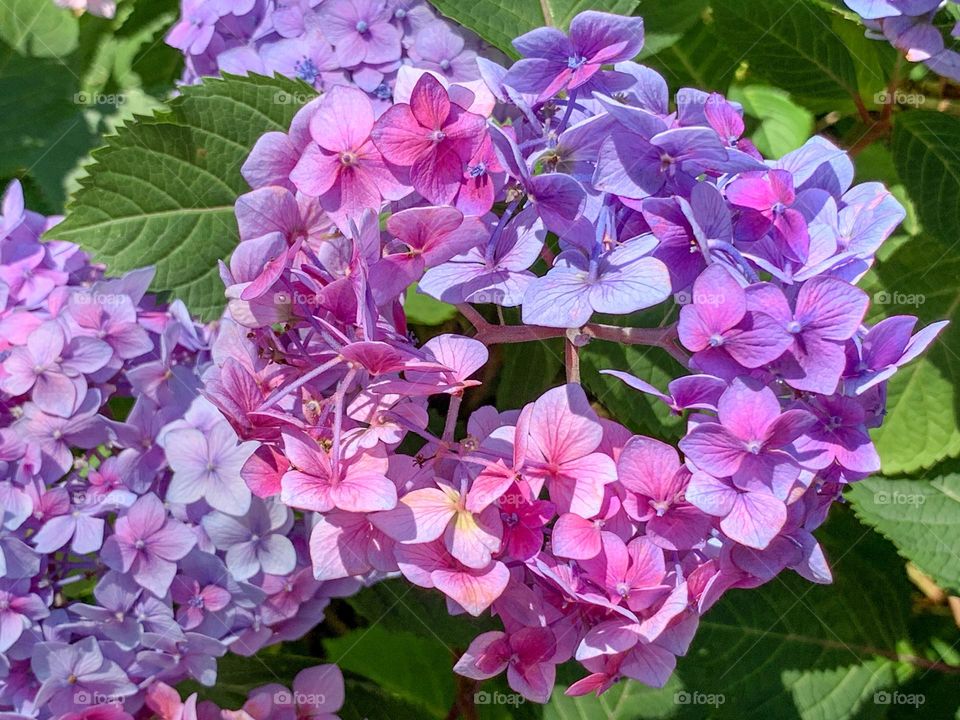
456, 304, 689, 365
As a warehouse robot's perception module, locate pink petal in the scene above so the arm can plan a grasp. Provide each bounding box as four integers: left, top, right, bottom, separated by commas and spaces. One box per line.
372, 104, 433, 165
372, 487, 456, 542
721, 490, 786, 549
310, 86, 375, 152
551, 513, 602, 560
527, 384, 603, 464
409, 72, 451, 130
431, 560, 509, 616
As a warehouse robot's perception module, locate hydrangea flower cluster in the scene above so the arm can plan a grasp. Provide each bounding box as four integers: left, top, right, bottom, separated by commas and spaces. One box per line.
845, 0, 960, 80
203, 9, 947, 702
166, 0, 498, 112
0, 180, 349, 719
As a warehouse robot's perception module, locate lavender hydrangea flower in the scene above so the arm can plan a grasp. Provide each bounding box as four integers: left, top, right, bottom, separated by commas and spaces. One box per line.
101, 494, 197, 597
844, 0, 960, 80
166, 0, 495, 107
32, 638, 137, 715
201, 498, 296, 581
522, 236, 671, 328
163, 422, 256, 516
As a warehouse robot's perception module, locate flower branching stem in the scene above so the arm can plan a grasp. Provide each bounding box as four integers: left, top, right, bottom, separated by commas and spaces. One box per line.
457, 304, 689, 365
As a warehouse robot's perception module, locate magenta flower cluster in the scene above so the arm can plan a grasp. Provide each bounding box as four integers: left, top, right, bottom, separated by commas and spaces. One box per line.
199, 10, 946, 703
166, 0, 496, 112
845, 0, 960, 80
0, 180, 348, 720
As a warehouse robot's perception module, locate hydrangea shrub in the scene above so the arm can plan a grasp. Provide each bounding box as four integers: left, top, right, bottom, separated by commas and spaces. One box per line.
4, 0, 960, 717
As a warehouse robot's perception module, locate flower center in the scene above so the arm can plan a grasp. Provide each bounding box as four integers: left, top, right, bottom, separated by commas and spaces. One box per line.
468, 162, 487, 178
295, 57, 319, 84
567, 54, 587, 69
355, 20, 369, 33
429, 129, 446, 143
650, 499, 671, 517
340, 151, 358, 166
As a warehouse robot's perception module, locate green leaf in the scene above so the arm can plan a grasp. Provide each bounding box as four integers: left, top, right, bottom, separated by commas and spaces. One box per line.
405, 286, 459, 326
546, 677, 683, 719
849, 465, 960, 593
496, 338, 563, 409
340, 679, 452, 720
666, 509, 931, 719
178, 650, 320, 709
338, 588, 543, 720
580, 308, 686, 442
859, 235, 960, 474
828, 8, 898, 107
548, 510, 959, 719
711, 0, 860, 104
430, 0, 640, 57
645, 18, 734, 94
637, 0, 709, 56
728, 85, 814, 159
582, 342, 686, 443
0, 41, 97, 209
325, 626, 454, 718
0, 0, 78, 57
346, 578, 499, 648
51, 73, 315, 320
892, 111, 960, 245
